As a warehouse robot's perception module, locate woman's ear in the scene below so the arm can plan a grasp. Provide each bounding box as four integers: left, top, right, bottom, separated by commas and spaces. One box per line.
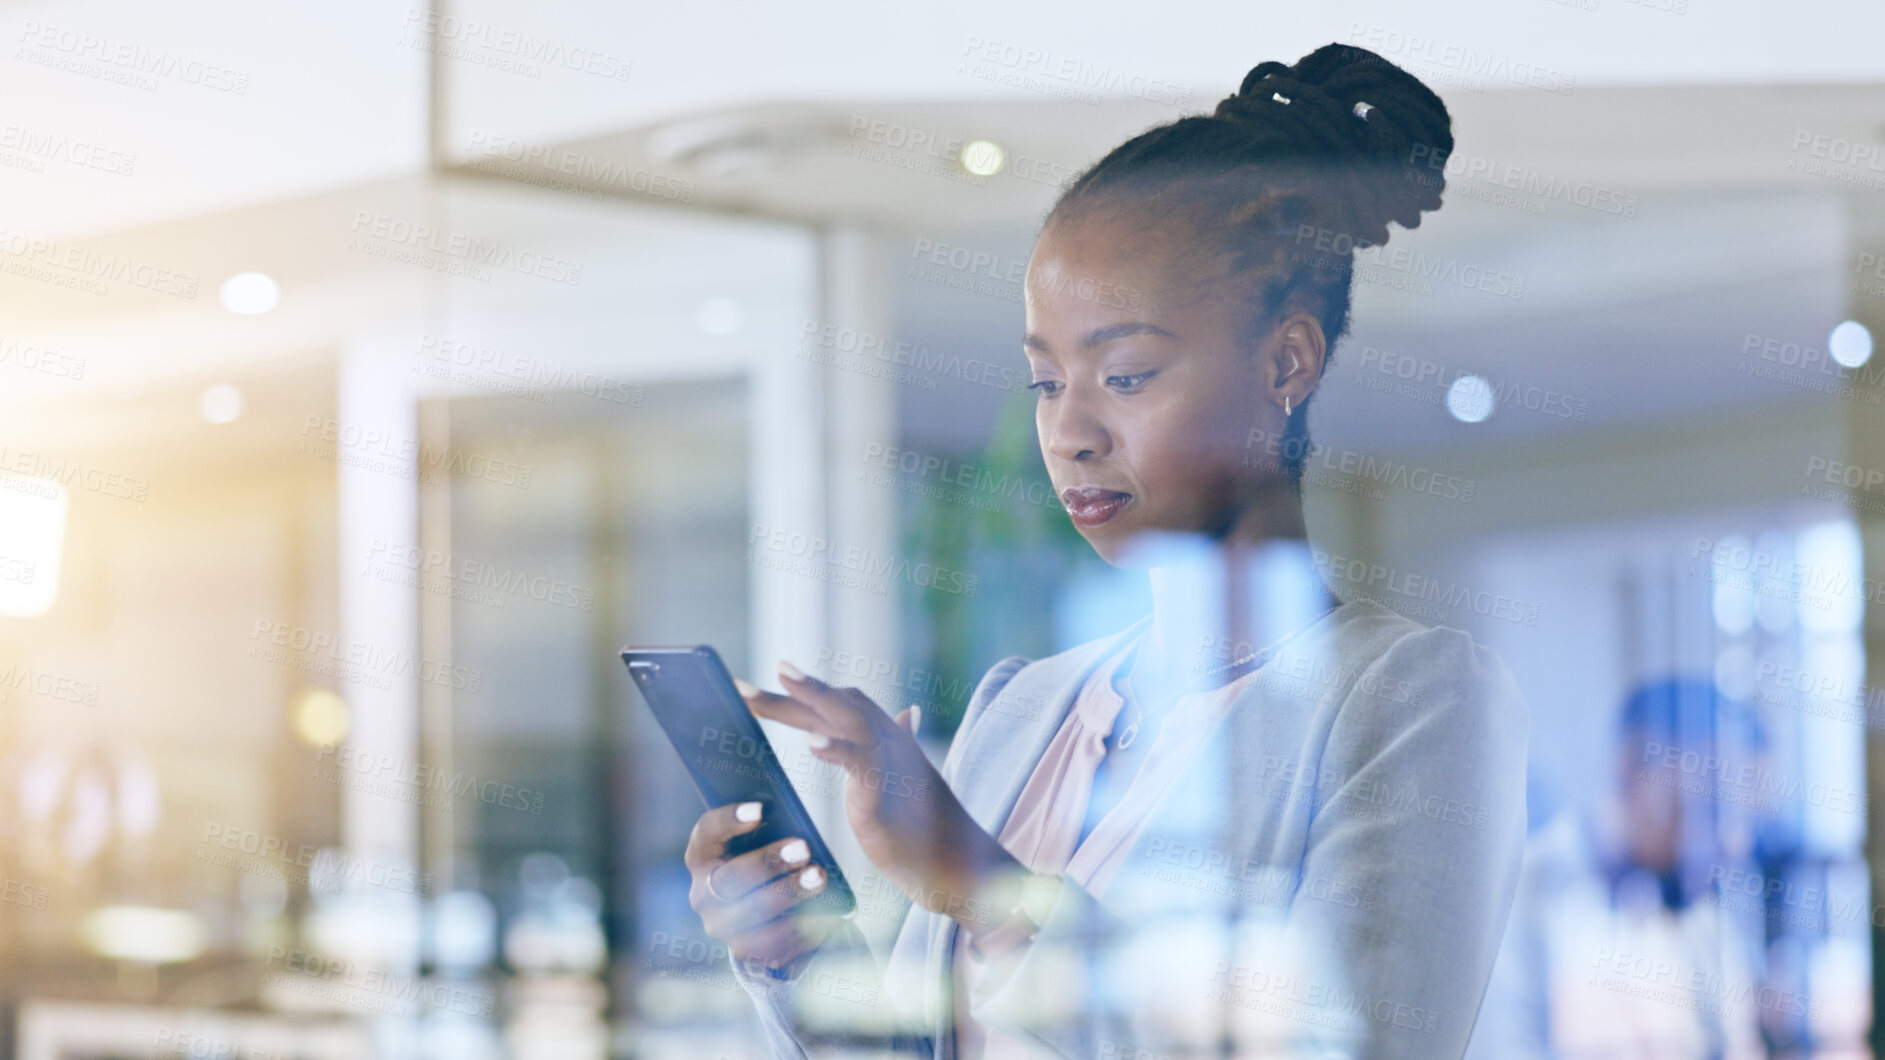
1269, 311, 1327, 409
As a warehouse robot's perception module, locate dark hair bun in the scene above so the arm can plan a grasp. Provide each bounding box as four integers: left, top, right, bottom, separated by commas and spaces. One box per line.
1213, 43, 1453, 248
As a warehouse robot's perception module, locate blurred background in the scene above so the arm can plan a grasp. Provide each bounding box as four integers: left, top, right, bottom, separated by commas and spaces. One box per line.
2, 0, 1885, 1056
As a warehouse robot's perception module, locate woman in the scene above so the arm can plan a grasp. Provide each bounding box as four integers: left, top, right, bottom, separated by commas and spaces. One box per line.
685, 42, 1528, 1058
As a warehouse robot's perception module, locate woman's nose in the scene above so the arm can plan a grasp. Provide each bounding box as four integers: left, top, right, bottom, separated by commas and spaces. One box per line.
1043, 394, 1110, 462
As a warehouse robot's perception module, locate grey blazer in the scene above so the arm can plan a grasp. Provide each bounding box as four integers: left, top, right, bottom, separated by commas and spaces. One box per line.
734, 600, 1529, 1058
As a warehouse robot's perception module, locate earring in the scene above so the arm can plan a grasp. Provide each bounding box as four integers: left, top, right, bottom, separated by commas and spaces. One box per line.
1284, 395, 1292, 417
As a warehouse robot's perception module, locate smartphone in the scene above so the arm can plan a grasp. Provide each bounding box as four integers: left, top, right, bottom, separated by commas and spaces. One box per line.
622, 644, 856, 917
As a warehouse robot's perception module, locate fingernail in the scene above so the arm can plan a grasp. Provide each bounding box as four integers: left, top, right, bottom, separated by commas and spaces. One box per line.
909, 705, 923, 735
733, 677, 760, 697
780, 839, 810, 864
807, 733, 830, 750
799, 866, 825, 890
735, 801, 762, 823
778, 660, 806, 682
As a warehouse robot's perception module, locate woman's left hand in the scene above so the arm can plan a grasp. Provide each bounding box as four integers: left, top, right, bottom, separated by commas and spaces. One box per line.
736, 663, 1024, 925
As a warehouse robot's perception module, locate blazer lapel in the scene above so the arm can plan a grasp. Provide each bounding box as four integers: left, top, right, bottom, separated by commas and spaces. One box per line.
921, 614, 1152, 1055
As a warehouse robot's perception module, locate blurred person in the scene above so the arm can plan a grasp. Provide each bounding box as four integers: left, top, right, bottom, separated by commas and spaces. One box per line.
1463, 678, 1766, 1060
685, 43, 1529, 1058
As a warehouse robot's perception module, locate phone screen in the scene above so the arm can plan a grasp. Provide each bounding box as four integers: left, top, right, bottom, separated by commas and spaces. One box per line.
623, 645, 856, 916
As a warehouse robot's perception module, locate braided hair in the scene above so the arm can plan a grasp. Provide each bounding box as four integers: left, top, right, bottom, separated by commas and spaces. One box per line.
1045, 43, 1454, 478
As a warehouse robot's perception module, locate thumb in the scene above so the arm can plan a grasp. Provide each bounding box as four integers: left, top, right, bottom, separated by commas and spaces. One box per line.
895, 705, 922, 737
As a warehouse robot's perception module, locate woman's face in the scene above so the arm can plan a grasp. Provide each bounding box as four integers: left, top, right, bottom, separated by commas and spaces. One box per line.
1023, 211, 1324, 567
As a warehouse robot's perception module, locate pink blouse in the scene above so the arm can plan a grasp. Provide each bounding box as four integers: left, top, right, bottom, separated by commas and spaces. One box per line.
951, 633, 1261, 1058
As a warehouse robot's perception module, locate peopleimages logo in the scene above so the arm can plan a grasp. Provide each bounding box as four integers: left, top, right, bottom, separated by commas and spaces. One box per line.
199, 822, 431, 896
1639, 742, 1865, 816
1691, 537, 1884, 607
0, 336, 87, 380
348, 212, 584, 286
860, 443, 1059, 511
1355, 345, 1589, 421
248, 619, 484, 693
957, 35, 1192, 108
151, 1029, 283, 1060
1586, 949, 1819, 1021
462, 131, 694, 202
363, 538, 596, 611
415, 334, 643, 405
1, 872, 48, 911
397, 10, 632, 82
0, 123, 136, 177
812, 646, 975, 705
314, 744, 545, 815
0, 555, 36, 585
1291, 225, 1525, 300
1311, 550, 1539, 626
1791, 129, 1885, 172
747, 523, 978, 598
905, 238, 1142, 311
0, 229, 199, 298
1343, 23, 1575, 95
299, 415, 533, 489
1206, 960, 1441, 1034
16, 20, 251, 94
0, 664, 99, 706
1245, 428, 1477, 503
1406, 143, 1638, 219
0, 445, 148, 502
265, 947, 495, 1019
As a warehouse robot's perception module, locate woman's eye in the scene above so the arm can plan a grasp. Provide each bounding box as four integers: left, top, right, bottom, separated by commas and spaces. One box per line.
1027, 380, 1062, 396
1107, 371, 1155, 391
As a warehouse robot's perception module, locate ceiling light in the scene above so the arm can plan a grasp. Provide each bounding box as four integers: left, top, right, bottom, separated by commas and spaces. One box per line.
646, 115, 800, 179
200, 383, 243, 424
81, 906, 208, 964
219, 272, 280, 315
1446, 375, 1495, 423
1829, 320, 1873, 368
0, 477, 66, 616
961, 140, 1006, 177
293, 689, 351, 748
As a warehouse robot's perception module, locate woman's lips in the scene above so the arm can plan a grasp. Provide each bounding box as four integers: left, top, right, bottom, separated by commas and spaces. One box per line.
1061, 488, 1131, 529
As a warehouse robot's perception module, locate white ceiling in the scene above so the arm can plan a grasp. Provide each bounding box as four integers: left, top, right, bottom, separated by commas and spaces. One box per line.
9, 0, 1885, 241
5, 0, 1884, 459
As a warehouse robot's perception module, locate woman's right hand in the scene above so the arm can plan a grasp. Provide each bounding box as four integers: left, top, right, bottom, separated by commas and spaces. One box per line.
684, 800, 845, 976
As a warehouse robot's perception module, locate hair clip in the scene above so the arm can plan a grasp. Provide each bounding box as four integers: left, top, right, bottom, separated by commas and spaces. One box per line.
1272, 91, 1291, 105
1352, 101, 1374, 120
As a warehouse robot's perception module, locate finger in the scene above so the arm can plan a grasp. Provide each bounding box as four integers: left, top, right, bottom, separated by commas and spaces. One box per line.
709, 835, 818, 898
895, 705, 921, 737
683, 800, 766, 872
737, 682, 834, 737
805, 735, 869, 775
776, 662, 883, 744
715, 862, 836, 936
